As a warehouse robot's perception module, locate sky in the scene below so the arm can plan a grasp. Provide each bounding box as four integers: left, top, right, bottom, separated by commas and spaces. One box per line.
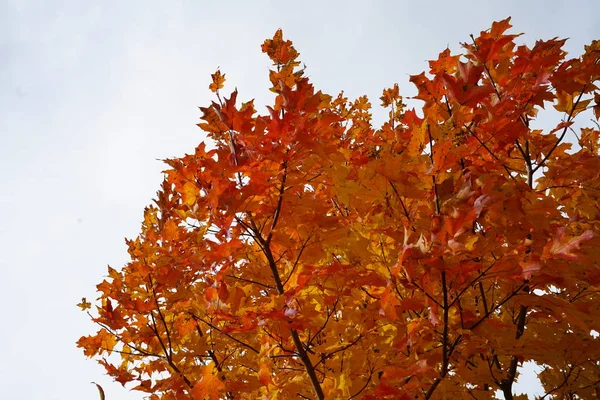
1, 1, 599, 399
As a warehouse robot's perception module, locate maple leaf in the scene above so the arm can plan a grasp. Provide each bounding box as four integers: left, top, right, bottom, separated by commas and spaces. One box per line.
77, 297, 91, 311
543, 227, 594, 261
554, 91, 591, 116
429, 48, 461, 75
99, 359, 135, 386
258, 362, 274, 386
442, 61, 494, 106
192, 365, 225, 400
209, 69, 225, 93
261, 28, 299, 66
380, 83, 401, 107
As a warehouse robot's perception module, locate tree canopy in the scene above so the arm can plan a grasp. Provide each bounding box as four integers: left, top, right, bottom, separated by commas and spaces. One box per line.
78, 18, 600, 399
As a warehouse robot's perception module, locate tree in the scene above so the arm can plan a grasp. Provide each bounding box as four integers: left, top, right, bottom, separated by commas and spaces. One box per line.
78, 19, 600, 399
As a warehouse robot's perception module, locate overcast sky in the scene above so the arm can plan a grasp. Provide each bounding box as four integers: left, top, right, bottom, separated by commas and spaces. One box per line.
1, 1, 599, 399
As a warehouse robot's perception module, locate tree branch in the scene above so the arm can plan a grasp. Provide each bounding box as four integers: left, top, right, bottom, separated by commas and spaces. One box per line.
533, 87, 587, 174
266, 160, 288, 245
388, 179, 416, 232
499, 305, 528, 400
427, 124, 441, 215
248, 206, 326, 399
425, 271, 450, 399
190, 313, 260, 354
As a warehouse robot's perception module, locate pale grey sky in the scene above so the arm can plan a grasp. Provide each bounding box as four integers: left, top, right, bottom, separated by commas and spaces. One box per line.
1, 1, 599, 399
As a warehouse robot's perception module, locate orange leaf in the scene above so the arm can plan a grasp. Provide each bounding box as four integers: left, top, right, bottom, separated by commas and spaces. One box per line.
258, 362, 273, 386
543, 227, 594, 261
261, 29, 299, 66
209, 69, 225, 93
192, 365, 225, 400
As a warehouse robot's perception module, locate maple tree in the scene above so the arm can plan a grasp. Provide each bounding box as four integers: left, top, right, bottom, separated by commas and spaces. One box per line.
78, 19, 600, 399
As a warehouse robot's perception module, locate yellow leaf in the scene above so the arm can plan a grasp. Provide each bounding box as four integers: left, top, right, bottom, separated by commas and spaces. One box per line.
464, 236, 478, 251
209, 69, 225, 93
182, 182, 198, 206
77, 297, 91, 311
554, 91, 591, 117
335, 373, 351, 396
554, 91, 573, 113
143, 206, 158, 227
99, 329, 117, 353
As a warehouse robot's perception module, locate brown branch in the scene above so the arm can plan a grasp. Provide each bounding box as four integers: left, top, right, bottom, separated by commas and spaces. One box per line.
539, 365, 577, 400
464, 124, 517, 181
88, 314, 158, 358
425, 271, 450, 399
514, 139, 534, 188
349, 369, 374, 399
194, 322, 224, 372
266, 160, 288, 245
569, 286, 588, 303
487, 355, 502, 387
262, 328, 296, 354
441, 273, 449, 370
283, 230, 316, 286
190, 313, 259, 354
469, 283, 528, 331
411, 280, 443, 308
570, 377, 600, 396
314, 334, 365, 368
499, 305, 528, 399
361, 286, 380, 300
331, 197, 350, 218
471, 34, 534, 131
225, 274, 273, 289
388, 179, 416, 232
290, 330, 326, 399
448, 261, 496, 308
98, 346, 164, 359
479, 282, 489, 315
427, 124, 441, 215
470, 34, 501, 102
306, 298, 339, 350
147, 313, 192, 388
249, 212, 325, 399
443, 95, 453, 117
148, 276, 174, 358
533, 87, 587, 174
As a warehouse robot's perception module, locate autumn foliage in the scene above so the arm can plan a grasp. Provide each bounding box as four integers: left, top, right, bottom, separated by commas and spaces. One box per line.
78, 19, 600, 399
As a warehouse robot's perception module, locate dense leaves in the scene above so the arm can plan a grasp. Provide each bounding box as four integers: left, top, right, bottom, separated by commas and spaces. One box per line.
79, 20, 600, 399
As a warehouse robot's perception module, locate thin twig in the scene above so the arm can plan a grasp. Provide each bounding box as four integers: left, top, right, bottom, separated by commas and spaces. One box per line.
190, 313, 259, 354
533, 87, 587, 174
427, 124, 441, 214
